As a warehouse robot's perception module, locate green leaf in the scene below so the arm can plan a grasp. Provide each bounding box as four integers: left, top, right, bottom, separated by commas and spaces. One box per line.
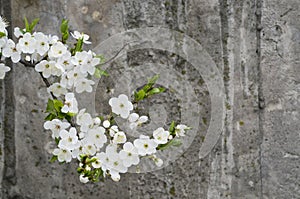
53, 99, 63, 112
148, 87, 165, 95
135, 89, 146, 101
50, 155, 58, 163
29, 18, 39, 32
0, 32, 6, 38
44, 113, 56, 121
157, 139, 182, 150
74, 38, 83, 53
169, 121, 176, 133
94, 68, 109, 78
24, 17, 30, 32
46, 99, 55, 113
95, 54, 106, 63
60, 19, 69, 43
147, 74, 160, 85
60, 19, 69, 33
55, 137, 60, 145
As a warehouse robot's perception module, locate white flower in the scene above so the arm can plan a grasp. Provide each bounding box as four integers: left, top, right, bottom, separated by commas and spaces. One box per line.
79, 174, 89, 183
71, 31, 91, 44
0, 37, 7, 49
71, 51, 96, 75
17, 32, 36, 54
152, 155, 163, 167
67, 67, 86, 87
74, 78, 94, 93
48, 35, 59, 45
53, 148, 72, 163
47, 83, 67, 97
119, 142, 140, 167
43, 119, 70, 138
0, 63, 10, 79
153, 127, 169, 144
109, 94, 133, 119
2, 39, 21, 63
14, 27, 23, 38
71, 141, 84, 159
56, 52, 73, 71
58, 127, 79, 150
76, 109, 93, 132
113, 131, 127, 144
33, 32, 49, 56
86, 126, 107, 149
109, 125, 118, 137
175, 124, 190, 137
128, 113, 148, 129
93, 117, 101, 125
102, 120, 110, 128
48, 41, 67, 59
133, 135, 158, 156
0, 16, 9, 32
35, 60, 63, 78
61, 92, 78, 114
82, 139, 97, 156
90, 157, 102, 168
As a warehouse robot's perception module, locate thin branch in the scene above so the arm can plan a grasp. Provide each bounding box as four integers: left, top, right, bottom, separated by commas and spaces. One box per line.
98, 41, 144, 66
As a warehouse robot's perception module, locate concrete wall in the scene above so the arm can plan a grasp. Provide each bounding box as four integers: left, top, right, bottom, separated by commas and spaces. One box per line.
0, 0, 299, 198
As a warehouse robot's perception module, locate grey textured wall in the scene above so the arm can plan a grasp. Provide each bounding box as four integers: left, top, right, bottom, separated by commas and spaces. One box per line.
0, 0, 299, 198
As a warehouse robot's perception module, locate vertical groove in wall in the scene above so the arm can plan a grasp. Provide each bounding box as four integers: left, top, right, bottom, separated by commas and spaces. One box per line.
0, 0, 16, 198
255, 0, 264, 198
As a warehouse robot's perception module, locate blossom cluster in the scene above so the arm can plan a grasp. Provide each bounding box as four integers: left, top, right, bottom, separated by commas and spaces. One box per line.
0, 16, 191, 183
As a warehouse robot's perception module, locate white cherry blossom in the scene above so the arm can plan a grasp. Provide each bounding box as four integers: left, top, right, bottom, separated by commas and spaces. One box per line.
109, 94, 133, 119
47, 83, 67, 97
175, 124, 190, 137
53, 148, 72, 163
0, 63, 10, 79
34, 32, 49, 56
113, 131, 127, 144
119, 142, 140, 167
74, 78, 94, 93
128, 113, 148, 129
153, 127, 169, 144
133, 135, 158, 156
43, 119, 70, 138
58, 127, 79, 150
35, 60, 63, 78
17, 32, 36, 54
86, 126, 107, 149
48, 41, 67, 59
61, 92, 78, 114
71, 30, 91, 44
2, 39, 21, 63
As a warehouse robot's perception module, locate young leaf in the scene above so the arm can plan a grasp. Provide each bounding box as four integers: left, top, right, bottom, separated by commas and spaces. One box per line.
147, 74, 160, 85
29, 18, 39, 32
50, 155, 58, 163
94, 68, 109, 78
53, 99, 63, 112
148, 87, 165, 95
44, 113, 56, 121
135, 89, 146, 101
46, 99, 55, 113
157, 139, 182, 150
0, 32, 6, 38
24, 17, 30, 32
60, 19, 69, 43
169, 121, 176, 133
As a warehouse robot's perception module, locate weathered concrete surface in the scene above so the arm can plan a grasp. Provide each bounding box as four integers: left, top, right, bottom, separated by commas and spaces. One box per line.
0, 0, 299, 198
260, 0, 300, 198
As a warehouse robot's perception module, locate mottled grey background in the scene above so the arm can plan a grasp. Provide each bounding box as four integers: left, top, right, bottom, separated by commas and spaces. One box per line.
0, 0, 299, 198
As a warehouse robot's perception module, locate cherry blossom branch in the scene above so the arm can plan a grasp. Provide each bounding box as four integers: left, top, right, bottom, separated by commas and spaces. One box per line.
19, 59, 57, 99
98, 41, 144, 66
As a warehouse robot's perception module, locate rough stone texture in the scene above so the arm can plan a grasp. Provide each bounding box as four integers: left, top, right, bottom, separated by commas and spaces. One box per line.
0, 0, 299, 198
